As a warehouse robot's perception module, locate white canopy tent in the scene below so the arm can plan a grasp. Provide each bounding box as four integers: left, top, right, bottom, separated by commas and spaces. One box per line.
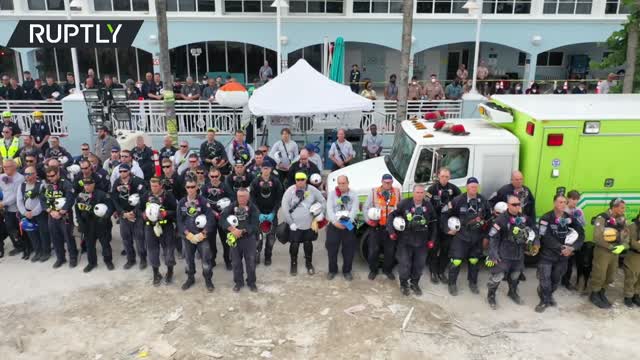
248, 59, 373, 116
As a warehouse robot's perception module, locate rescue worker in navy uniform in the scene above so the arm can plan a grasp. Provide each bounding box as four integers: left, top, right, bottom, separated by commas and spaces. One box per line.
160, 157, 185, 257
491, 171, 536, 281
623, 213, 640, 307
486, 195, 539, 309
202, 167, 233, 270
589, 198, 630, 309
111, 163, 147, 270
200, 128, 230, 174
44, 137, 72, 163
225, 160, 254, 201
221, 188, 260, 292
142, 177, 178, 286
325, 175, 359, 281
73, 160, 109, 194
158, 136, 178, 164
535, 194, 585, 312
444, 177, 491, 296
131, 136, 154, 180
249, 159, 283, 266
75, 178, 114, 273
29, 111, 51, 153
41, 166, 77, 268
387, 184, 438, 296
426, 167, 461, 284
16, 166, 50, 262
177, 179, 216, 292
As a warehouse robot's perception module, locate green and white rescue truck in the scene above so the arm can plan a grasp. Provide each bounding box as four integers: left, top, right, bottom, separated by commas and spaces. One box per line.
327, 94, 640, 249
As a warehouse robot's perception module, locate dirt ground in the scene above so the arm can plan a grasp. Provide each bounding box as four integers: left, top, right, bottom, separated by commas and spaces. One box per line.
1, 229, 638, 360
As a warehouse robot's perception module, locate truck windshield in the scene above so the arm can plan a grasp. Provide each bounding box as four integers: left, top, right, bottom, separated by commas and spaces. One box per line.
385, 128, 416, 184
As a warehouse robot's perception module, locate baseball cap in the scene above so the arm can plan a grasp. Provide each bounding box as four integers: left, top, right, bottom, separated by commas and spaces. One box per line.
234, 158, 244, 166
304, 143, 319, 153
262, 158, 275, 168
467, 177, 479, 185
382, 174, 393, 182
451, 124, 470, 136
434, 120, 447, 131
111, 147, 120, 153
119, 163, 131, 171
207, 127, 217, 133
82, 178, 95, 185
294, 172, 308, 181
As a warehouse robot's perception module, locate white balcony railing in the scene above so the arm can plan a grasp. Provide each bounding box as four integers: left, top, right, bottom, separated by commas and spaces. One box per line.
0, 100, 68, 136
118, 99, 462, 135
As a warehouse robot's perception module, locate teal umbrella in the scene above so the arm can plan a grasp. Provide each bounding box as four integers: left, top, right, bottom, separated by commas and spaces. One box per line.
329, 37, 344, 84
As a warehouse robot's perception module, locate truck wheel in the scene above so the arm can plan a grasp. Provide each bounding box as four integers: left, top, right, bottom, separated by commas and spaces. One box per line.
359, 228, 371, 262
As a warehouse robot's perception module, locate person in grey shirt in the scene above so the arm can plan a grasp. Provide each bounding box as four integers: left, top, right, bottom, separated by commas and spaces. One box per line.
178, 77, 201, 101
0, 159, 25, 257
325, 175, 359, 281
94, 126, 120, 163
259, 60, 273, 82
17, 166, 49, 261
281, 172, 326, 276
269, 128, 298, 181
328, 128, 355, 169
362, 124, 383, 159
202, 78, 218, 102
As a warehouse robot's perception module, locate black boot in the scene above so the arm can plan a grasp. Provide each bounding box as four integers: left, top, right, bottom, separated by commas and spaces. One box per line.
182, 275, 195, 291
469, 281, 479, 294
264, 257, 272, 266
410, 281, 423, 296
256, 251, 261, 265
123, 260, 136, 270
487, 285, 498, 310
31, 252, 41, 262
152, 267, 162, 286
507, 280, 523, 305
83, 263, 96, 273
165, 266, 174, 285
599, 289, 612, 308
448, 277, 458, 296
430, 272, 439, 284
535, 300, 549, 313
400, 281, 411, 296
290, 260, 298, 276
204, 277, 215, 292
22, 247, 31, 260
306, 261, 315, 276
632, 294, 640, 307
437, 273, 448, 283
624, 297, 634, 308
590, 291, 608, 309
139, 258, 147, 270
518, 272, 526, 282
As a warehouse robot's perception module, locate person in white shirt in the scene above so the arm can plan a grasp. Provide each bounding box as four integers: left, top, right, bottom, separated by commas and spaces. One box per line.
362, 124, 383, 159
269, 128, 299, 181
110, 150, 144, 187
174, 140, 194, 175
597, 73, 617, 94
328, 128, 355, 169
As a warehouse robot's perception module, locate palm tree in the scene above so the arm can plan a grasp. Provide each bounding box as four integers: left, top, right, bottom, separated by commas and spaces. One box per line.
396, 0, 414, 128
155, 0, 178, 144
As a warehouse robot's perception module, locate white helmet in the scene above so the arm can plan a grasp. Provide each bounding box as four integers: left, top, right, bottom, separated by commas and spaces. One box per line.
526, 227, 536, 242
217, 197, 231, 210
393, 217, 406, 232
494, 202, 508, 214
367, 207, 381, 221
93, 203, 108, 218
565, 228, 579, 245
195, 214, 207, 229
54, 198, 66, 210
145, 203, 161, 222
309, 173, 322, 186
226, 215, 239, 227
128, 193, 140, 206
447, 216, 461, 232
58, 156, 69, 165
309, 202, 324, 217
67, 164, 81, 176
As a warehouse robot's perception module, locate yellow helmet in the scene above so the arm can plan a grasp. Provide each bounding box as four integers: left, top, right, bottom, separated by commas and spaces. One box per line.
603, 227, 618, 242
32, 111, 44, 118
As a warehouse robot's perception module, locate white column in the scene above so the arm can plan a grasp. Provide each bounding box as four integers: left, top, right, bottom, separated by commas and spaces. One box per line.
215, 0, 223, 15
115, 48, 122, 82
15, 52, 24, 83
530, 0, 544, 16
523, 52, 538, 88
345, 0, 353, 16
244, 43, 248, 83
591, 0, 606, 15
186, 44, 191, 79
135, 48, 141, 81
276, 4, 282, 74
224, 41, 229, 72
53, 48, 61, 82
64, 0, 81, 92
95, 49, 101, 78
470, 12, 482, 93
205, 41, 210, 73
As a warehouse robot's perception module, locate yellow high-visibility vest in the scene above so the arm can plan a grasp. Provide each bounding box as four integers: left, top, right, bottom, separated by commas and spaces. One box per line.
0, 137, 21, 163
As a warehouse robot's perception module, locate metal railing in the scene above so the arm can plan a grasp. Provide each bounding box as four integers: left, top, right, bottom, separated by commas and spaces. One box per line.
120, 100, 246, 135
0, 100, 67, 136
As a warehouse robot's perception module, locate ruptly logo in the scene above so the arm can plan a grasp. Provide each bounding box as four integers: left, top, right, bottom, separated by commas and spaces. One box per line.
7, 20, 143, 48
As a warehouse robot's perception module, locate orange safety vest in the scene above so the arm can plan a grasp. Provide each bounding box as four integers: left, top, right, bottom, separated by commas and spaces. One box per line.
372, 186, 400, 225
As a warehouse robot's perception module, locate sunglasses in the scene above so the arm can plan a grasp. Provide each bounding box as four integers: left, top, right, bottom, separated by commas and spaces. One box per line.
81, 148, 89, 151
295, 178, 306, 182
119, 170, 129, 173
189, 160, 198, 163
24, 172, 34, 176
26, 159, 35, 163
46, 174, 56, 178
180, 145, 188, 148
186, 185, 197, 189
162, 165, 171, 168
196, 171, 204, 175
210, 174, 220, 178
509, 203, 522, 207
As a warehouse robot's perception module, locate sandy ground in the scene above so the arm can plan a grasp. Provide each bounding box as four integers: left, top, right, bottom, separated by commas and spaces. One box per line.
1, 228, 639, 360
